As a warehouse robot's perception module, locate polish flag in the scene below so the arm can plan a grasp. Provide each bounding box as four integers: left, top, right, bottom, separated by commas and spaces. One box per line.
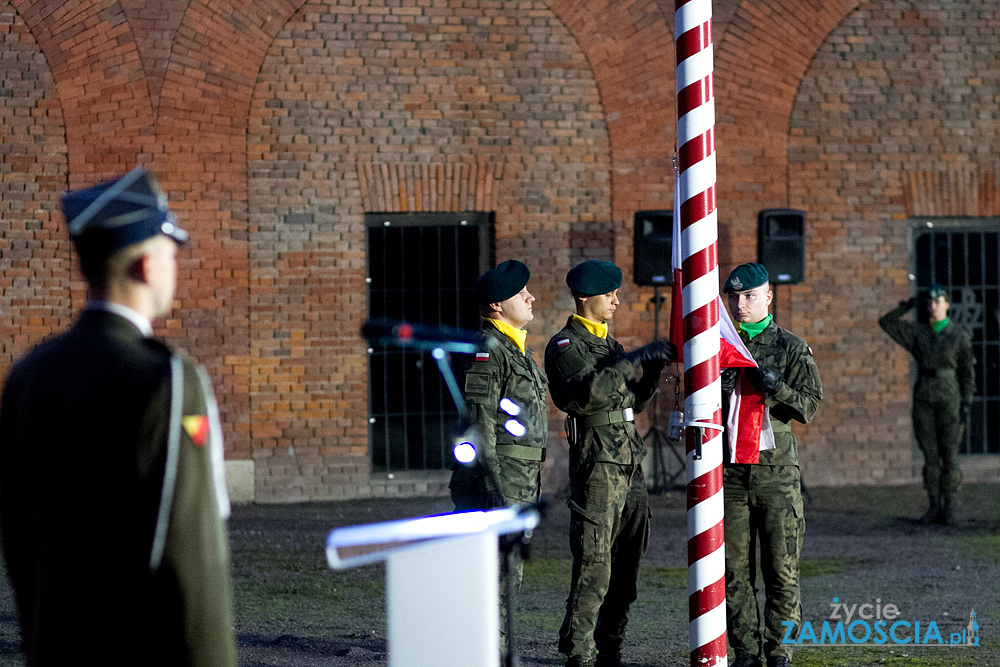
669, 184, 774, 463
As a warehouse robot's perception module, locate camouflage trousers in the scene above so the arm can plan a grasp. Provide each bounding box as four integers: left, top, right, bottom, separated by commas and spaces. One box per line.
723, 464, 805, 662
452, 480, 536, 649
559, 463, 650, 661
912, 399, 964, 498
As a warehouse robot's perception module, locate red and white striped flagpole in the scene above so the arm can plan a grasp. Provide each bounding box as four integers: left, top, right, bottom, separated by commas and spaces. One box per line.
675, 0, 727, 666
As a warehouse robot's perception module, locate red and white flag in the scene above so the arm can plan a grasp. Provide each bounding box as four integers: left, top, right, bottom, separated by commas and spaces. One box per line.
669, 186, 774, 463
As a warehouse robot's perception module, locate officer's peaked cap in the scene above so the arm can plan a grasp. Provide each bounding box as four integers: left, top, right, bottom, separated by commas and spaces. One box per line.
567, 260, 622, 297
474, 259, 530, 305
723, 262, 769, 294
63, 166, 188, 258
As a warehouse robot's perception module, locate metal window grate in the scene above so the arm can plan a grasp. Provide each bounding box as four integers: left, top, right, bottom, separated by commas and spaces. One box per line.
366, 212, 494, 472
913, 220, 1000, 455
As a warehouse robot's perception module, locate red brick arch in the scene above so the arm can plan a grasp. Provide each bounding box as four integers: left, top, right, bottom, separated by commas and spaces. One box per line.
11, 0, 154, 181
713, 0, 863, 259
546, 0, 864, 338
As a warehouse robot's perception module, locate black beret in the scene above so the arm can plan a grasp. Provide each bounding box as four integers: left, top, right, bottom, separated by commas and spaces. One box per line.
473, 260, 530, 305
566, 260, 622, 297
63, 166, 188, 259
723, 262, 769, 294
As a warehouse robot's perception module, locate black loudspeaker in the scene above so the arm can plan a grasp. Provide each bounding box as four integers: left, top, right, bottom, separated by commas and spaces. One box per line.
633, 210, 673, 286
757, 208, 805, 285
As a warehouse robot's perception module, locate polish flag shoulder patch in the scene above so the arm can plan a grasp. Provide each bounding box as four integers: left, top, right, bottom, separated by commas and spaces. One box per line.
475, 352, 490, 362
557, 339, 570, 348
182, 414, 209, 447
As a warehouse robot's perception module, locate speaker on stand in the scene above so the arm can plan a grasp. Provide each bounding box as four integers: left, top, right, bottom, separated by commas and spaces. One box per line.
633, 210, 686, 493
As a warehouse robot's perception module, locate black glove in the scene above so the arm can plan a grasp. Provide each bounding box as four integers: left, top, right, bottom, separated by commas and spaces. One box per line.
626, 340, 678, 367
485, 489, 507, 509
720, 368, 738, 394
899, 297, 917, 310
960, 402, 971, 423
745, 366, 783, 395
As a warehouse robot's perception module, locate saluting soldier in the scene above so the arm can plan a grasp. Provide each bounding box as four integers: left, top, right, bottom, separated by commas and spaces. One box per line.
0, 167, 237, 667
720, 262, 823, 667
545, 260, 677, 667
448, 259, 548, 648
879, 284, 975, 524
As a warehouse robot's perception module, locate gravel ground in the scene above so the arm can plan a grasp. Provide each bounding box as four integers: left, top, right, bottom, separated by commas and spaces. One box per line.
0, 482, 998, 666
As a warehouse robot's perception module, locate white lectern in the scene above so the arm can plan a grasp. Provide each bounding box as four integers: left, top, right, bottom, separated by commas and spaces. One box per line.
326, 506, 540, 667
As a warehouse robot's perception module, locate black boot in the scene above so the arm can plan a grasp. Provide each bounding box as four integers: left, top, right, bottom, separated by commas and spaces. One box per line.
920, 494, 939, 524
565, 657, 595, 667
939, 494, 956, 525
595, 651, 622, 667
766, 657, 791, 667
733, 651, 763, 667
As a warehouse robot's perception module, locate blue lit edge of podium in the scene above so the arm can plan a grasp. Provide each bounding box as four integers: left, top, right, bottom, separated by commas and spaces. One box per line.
326, 505, 541, 667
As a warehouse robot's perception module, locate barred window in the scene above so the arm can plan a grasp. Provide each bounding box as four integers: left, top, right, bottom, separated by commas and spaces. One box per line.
366, 212, 493, 472
913, 220, 999, 455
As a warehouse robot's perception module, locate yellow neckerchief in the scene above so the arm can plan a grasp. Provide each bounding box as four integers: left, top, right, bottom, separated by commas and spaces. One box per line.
486, 318, 527, 354
930, 317, 950, 334
572, 313, 608, 339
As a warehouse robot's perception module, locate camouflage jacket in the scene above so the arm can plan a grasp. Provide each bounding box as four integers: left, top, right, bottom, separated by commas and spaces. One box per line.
450, 322, 548, 504
879, 305, 975, 405
545, 316, 659, 467
726, 319, 823, 467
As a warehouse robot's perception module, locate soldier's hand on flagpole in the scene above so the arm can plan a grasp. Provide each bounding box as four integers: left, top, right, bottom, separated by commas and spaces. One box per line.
626, 340, 678, 367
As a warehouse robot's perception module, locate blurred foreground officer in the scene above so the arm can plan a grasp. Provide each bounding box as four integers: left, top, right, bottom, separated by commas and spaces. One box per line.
448, 260, 548, 646
721, 262, 822, 667
545, 260, 676, 667
879, 285, 975, 524
0, 167, 237, 667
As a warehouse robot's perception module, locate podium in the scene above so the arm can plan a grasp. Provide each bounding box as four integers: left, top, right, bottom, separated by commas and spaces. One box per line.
326, 505, 540, 667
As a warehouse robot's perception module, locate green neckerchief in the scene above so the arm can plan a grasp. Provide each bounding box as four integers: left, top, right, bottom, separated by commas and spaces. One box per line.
930, 317, 949, 334
739, 313, 773, 341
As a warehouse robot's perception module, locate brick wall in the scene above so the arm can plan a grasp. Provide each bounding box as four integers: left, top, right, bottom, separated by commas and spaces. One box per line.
786, 0, 1000, 484
245, 0, 611, 500
0, 7, 71, 366
1, 0, 997, 501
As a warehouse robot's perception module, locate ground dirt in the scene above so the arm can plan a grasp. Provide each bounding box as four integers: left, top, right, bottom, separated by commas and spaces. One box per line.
0, 482, 998, 666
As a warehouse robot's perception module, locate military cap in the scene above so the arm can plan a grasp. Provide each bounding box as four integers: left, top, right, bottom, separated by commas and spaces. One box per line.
927, 284, 949, 300
473, 259, 530, 305
566, 260, 622, 297
723, 262, 769, 293
63, 166, 188, 258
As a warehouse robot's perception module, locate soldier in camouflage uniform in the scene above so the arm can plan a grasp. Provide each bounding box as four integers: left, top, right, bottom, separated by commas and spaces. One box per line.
879, 285, 975, 525
448, 259, 548, 649
545, 260, 677, 667
721, 262, 822, 667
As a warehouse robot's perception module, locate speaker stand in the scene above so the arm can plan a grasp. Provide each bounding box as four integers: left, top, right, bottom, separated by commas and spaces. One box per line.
645, 286, 686, 494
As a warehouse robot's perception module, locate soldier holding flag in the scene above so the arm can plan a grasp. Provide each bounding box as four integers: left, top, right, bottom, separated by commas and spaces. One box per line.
720, 262, 823, 667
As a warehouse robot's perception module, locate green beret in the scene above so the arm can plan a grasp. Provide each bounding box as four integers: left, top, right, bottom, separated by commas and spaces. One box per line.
927, 284, 949, 300
473, 260, 530, 305
567, 260, 622, 297
723, 262, 769, 293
